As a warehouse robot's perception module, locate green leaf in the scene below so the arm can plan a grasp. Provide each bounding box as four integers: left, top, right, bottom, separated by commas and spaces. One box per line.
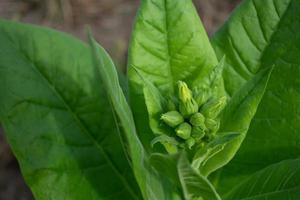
133, 68, 167, 135
177, 153, 221, 200
0, 20, 140, 199
150, 152, 221, 200
88, 33, 177, 200
128, 0, 218, 93
199, 67, 273, 176
224, 158, 300, 200
192, 132, 241, 171
127, 0, 220, 151
211, 0, 300, 195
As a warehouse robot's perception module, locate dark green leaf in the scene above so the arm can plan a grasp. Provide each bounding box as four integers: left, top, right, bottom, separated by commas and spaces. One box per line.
199, 67, 273, 176
89, 33, 177, 200
0, 19, 140, 200
211, 0, 300, 194
225, 158, 300, 200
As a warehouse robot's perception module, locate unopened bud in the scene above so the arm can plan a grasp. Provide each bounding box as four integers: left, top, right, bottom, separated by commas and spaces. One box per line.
161, 111, 184, 128
162, 142, 178, 154
201, 96, 227, 119
191, 126, 205, 140
205, 118, 220, 134
175, 122, 192, 139
179, 100, 198, 118
190, 113, 206, 129
178, 81, 198, 117
178, 81, 192, 102
186, 137, 196, 149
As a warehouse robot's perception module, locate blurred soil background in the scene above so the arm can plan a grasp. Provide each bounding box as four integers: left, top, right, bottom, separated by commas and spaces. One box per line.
0, 0, 240, 199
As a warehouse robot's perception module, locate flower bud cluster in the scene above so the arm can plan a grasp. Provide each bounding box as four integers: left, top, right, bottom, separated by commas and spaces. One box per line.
160, 81, 226, 150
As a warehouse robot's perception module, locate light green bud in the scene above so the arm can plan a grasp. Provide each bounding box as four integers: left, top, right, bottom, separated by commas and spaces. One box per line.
191, 126, 205, 140
162, 142, 178, 154
178, 81, 193, 102
201, 96, 227, 119
186, 137, 196, 149
175, 122, 192, 140
179, 100, 198, 118
178, 81, 198, 117
190, 113, 206, 129
161, 111, 184, 128
205, 118, 220, 134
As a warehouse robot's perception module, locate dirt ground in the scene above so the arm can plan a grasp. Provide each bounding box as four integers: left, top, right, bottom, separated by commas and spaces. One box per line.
0, 0, 240, 199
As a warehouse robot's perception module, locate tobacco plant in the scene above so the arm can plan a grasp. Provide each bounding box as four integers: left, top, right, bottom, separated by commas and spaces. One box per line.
0, 0, 300, 199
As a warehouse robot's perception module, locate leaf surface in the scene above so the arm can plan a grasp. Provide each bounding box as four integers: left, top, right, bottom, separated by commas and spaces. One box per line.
199, 67, 273, 176
150, 152, 221, 200
89, 34, 178, 200
225, 158, 300, 200
0, 20, 140, 200
211, 0, 300, 195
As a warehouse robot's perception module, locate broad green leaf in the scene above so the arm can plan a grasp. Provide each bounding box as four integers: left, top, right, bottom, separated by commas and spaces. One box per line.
0, 20, 140, 199
225, 158, 300, 200
211, 0, 300, 195
150, 152, 221, 200
177, 153, 221, 200
89, 34, 177, 200
192, 132, 240, 171
199, 67, 273, 176
127, 0, 220, 151
128, 0, 218, 93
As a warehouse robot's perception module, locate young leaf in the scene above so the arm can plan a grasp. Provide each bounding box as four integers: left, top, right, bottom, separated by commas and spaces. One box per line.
224, 158, 300, 200
192, 132, 241, 170
128, 0, 218, 93
150, 152, 221, 200
211, 0, 300, 194
199, 66, 274, 176
88, 33, 178, 200
127, 0, 221, 151
177, 153, 221, 200
0, 20, 140, 200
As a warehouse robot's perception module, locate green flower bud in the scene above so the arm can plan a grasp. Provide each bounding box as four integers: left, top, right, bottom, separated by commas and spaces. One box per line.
190, 113, 206, 129
178, 81, 192, 102
178, 81, 198, 117
179, 100, 198, 118
186, 137, 196, 149
175, 122, 192, 139
205, 118, 220, 134
201, 96, 227, 119
161, 111, 184, 128
191, 126, 205, 140
162, 142, 178, 154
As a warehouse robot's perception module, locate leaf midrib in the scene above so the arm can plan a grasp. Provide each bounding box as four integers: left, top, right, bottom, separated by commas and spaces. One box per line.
5, 36, 139, 199
162, 0, 174, 93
